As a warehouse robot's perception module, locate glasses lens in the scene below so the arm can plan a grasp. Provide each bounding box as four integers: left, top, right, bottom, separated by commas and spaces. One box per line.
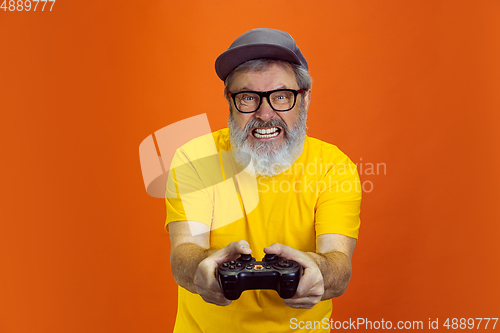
270, 90, 296, 111
235, 92, 260, 112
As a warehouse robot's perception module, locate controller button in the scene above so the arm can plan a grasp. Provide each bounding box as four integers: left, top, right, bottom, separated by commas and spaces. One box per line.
236, 263, 242, 267
246, 265, 253, 270
230, 261, 236, 265
264, 254, 276, 261
265, 265, 271, 269
240, 254, 252, 261
254, 265, 263, 270
229, 265, 235, 269
278, 260, 293, 268
223, 263, 229, 267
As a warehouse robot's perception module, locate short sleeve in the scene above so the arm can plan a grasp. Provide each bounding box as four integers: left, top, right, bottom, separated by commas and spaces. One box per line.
164, 134, 224, 231
314, 152, 362, 239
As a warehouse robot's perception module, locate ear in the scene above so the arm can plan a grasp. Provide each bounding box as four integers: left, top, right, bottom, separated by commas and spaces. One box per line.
302, 89, 312, 111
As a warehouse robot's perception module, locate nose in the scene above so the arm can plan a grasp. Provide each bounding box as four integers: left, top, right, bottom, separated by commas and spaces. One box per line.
255, 97, 276, 122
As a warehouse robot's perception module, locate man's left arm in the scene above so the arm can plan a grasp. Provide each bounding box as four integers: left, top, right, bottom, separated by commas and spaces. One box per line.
264, 233, 356, 309
309, 233, 356, 299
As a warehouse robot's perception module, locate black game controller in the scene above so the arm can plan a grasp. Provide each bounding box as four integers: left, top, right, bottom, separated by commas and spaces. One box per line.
217, 253, 302, 300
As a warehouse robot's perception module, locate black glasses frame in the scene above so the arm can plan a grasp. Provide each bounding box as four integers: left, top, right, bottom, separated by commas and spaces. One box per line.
228, 89, 306, 113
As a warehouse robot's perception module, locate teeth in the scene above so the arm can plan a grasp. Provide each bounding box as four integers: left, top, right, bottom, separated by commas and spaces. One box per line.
254, 127, 278, 134
252, 127, 280, 138
254, 132, 279, 138
253, 130, 279, 139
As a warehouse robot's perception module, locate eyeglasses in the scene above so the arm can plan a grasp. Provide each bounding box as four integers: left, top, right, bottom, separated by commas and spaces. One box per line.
228, 89, 306, 113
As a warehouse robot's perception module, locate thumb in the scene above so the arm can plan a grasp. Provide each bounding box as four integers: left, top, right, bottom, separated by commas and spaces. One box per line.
211, 240, 252, 264
264, 243, 295, 258
264, 243, 313, 269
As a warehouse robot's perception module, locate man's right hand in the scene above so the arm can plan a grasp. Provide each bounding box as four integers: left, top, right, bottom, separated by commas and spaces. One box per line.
193, 240, 252, 306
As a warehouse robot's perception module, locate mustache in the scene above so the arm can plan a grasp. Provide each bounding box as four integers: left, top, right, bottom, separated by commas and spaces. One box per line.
243, 118, 289, 134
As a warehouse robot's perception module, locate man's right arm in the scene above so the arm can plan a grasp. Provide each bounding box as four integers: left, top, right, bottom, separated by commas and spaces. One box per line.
169, 221, 211, 293
169, 220, 251, 306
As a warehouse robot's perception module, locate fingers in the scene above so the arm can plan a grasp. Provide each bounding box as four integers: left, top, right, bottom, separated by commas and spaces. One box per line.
194, 240, 252, 306
283, 268, 324, 309
195, 242, 325, 308
283, 295, 321, 309
229, 240, 252, 255
211, 240, 252, 265
264, 243, 315, 269
194, 257, 231, 306
264, 243, 325, 309
295, 266, 324, 296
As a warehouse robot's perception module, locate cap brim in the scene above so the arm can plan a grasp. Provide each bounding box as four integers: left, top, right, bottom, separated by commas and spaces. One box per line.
215, 44, 303, 81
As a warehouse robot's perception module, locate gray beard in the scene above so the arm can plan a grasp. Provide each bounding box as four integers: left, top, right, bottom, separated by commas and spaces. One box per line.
228, 105, 307, 177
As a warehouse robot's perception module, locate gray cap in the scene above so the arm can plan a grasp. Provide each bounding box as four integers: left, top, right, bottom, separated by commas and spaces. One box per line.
215, 28, 308, 81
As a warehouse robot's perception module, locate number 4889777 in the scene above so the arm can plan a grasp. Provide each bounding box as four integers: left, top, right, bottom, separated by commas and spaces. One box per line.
1, 0, 56, 11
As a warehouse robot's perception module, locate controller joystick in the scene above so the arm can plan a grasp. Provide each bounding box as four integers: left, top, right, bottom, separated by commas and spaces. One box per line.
264, 253, 276, 261
240, 254, 252, 261
218, 253, 302, 300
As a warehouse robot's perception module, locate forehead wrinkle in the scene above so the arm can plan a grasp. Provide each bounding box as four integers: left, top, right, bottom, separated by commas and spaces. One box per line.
229, 63, 298, 92
238, 84, 289, 92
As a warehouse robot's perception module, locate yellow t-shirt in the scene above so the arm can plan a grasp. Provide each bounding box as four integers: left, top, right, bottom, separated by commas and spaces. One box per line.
166, 128, 361, 333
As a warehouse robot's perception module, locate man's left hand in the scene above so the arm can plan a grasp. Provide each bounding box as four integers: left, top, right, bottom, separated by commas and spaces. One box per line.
264, 243, 324, 309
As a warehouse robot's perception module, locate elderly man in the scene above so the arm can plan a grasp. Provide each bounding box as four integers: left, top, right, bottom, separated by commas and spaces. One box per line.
166, 28, 361, 332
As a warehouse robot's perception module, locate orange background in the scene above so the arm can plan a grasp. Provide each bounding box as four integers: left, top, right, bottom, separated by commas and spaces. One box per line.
1, 1, 499, 332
